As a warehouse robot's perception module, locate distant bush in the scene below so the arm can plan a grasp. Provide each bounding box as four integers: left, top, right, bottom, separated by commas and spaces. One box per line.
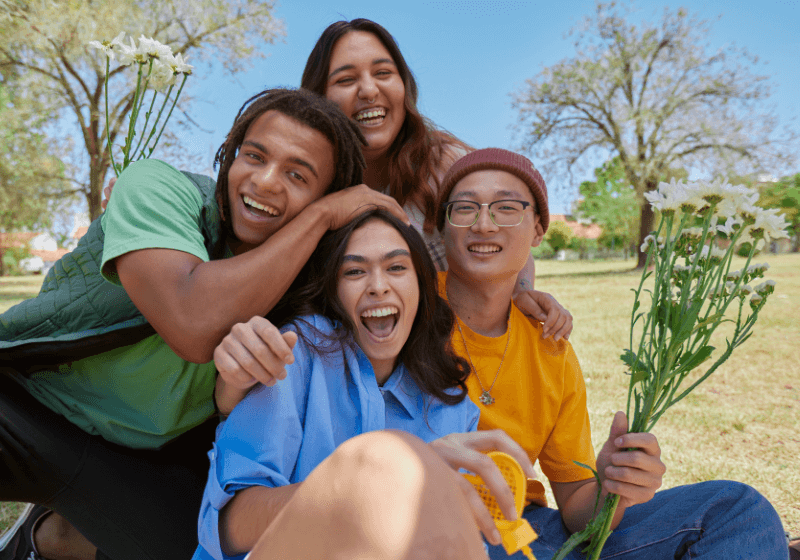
531, 240, 555, 259
0, 247, 33, 276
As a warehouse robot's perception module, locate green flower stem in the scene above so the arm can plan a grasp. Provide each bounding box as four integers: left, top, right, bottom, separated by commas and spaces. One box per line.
122, 61, 150, 170
103, 57, 119, 177
148, 74, 188, 157
131, 88, 159, 160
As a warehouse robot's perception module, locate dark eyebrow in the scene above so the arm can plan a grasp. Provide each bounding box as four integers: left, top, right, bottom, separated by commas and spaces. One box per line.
241, 140, 318, 178
328, 58, 396, 80
342, 248, 411, 264
451, 189, 525, 199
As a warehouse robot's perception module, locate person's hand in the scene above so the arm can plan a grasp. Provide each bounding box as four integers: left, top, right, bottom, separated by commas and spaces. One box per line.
429, 430, 536, 547
214, 316, 298, 391
514, 289, 573, 341
595, 411, 665, 509
101, 177, 116, 211
312, 184, 410, 230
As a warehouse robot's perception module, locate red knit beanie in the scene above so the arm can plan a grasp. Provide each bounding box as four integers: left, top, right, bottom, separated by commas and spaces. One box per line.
437, 148, 549, 233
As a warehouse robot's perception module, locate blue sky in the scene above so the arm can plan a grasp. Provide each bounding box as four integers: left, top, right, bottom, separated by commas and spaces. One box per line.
182, 0, 800, 214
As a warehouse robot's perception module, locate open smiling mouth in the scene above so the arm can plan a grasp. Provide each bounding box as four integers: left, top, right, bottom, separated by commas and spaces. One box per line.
360, 306, 398, 339
468, 243, 502, 254
354, 107, 386, 126
243, 195, 280, 218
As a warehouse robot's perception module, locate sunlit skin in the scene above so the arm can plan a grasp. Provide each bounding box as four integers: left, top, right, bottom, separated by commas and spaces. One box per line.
227, 110, 335, 255
443, 170, 544, 289
325, 31, 407, 164
336, 219, 420, 383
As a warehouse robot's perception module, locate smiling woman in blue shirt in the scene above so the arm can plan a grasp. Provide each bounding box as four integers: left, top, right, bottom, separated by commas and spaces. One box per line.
193, 208, 536, 560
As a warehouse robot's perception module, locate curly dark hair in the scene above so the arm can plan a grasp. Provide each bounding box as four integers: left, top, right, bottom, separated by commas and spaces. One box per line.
213, 88, 367, 244
301, 19, 471, 234
285, 208, 470, 405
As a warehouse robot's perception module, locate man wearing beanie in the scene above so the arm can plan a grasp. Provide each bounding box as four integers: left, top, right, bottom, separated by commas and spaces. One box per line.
437, 147, 787, 559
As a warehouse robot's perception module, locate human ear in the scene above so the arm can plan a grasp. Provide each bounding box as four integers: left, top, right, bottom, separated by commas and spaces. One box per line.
530, 219, 545, 248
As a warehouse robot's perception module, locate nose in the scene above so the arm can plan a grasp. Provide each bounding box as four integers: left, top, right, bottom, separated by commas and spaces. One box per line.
357, 75, 379, 102
471, 204, 499, 233
367, 271, 390, 296
252, 162, 281, 194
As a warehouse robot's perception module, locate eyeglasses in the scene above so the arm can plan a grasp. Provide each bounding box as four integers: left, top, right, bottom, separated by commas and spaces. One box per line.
442, 199, 532, 227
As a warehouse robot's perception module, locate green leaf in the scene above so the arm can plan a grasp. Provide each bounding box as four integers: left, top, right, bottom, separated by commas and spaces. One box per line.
677, 345, 715, 372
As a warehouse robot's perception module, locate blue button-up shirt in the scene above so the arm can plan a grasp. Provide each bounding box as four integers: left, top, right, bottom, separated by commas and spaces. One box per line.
195, 315, 480, 560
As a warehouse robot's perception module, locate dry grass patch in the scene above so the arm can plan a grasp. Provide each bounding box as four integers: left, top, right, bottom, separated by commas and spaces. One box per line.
0, 275, 45, 313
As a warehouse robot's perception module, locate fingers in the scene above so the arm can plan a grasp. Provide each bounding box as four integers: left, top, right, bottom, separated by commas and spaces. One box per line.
600, 412, 665, 507
514, 292, 547, 322
454, 474, 502, 546
518, 290, 574, 341
324, 185, 411, 229
430, 430, 536, 524
101, 177, 117, 211
214, 317, 296, 389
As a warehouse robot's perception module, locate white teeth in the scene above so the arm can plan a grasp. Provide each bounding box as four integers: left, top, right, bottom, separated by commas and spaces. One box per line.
469, 244, 501, 253
360, 306, 399, 318
354, 108, 386, 121
243, 195, 279, 216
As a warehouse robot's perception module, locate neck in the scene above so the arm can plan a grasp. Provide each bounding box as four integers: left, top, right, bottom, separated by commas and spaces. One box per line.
446, 272, 514, 337
363, 156, 390, 189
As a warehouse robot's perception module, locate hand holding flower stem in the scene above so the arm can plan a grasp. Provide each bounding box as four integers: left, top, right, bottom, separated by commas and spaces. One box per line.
553, 178, 788, 560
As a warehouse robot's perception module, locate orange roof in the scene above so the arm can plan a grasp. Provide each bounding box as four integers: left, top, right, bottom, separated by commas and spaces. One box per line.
549, 214, 602, 240
30, 248, 69, 262
0, 232, 39, 249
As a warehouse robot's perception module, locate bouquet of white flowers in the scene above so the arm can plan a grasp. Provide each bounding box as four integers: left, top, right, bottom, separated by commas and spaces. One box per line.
554, 178, 789, 560
89, 32, 192, 175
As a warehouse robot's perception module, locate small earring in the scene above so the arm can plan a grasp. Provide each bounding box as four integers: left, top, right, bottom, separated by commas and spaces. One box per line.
367, 97, 376, 104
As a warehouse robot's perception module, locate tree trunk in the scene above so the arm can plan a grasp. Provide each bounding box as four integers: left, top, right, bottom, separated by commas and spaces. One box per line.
636, 191, 655, 268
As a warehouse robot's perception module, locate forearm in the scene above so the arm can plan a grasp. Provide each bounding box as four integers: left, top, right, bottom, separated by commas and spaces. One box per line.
219, 483, 301, 557
513, 253, 535, 295
214, 377, 251, 417
559, 481, 627, 534
119, 202, 332, 363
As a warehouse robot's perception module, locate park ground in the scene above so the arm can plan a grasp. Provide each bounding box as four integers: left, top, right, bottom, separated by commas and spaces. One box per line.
2, 253, 798, 537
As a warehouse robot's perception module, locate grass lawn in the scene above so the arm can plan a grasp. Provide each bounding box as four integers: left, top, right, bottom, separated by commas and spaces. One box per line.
1, 254, 798, 536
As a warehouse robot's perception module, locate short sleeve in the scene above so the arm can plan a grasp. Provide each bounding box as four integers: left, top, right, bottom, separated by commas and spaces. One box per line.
537, 343, 596, 483
101, 159, 209, 284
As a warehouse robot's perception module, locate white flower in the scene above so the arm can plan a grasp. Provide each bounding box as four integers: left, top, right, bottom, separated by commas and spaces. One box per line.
726, 269, 742, 282
698, 245, 727, 261
88, 32, 125, 61
748, 208, 790, 243
746, 263, 770, 275
646, 179, 688, 214
749, 293, 763, 309
170, 52, 193, 75
136, 36, 173, 61
640, 234, 656, 253
738, 284, 754, 298
148, 58, 177, 91
112, 36, 143, 66
754, 279, 776, 295
716, 216, 742, 237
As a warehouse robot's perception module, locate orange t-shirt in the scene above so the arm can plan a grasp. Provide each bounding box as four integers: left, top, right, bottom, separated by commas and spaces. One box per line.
439, 272, 596, 506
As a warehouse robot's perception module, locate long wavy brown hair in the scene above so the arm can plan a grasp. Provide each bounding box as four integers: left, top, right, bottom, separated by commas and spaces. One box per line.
301, 19, 471, 234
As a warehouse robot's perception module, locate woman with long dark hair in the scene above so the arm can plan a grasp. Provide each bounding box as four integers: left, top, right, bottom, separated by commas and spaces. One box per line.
300, 18, 573, 340
197, 208, 536, 560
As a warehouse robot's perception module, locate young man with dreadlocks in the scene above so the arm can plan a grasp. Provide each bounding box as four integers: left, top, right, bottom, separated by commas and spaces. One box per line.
0, 88, 406, 560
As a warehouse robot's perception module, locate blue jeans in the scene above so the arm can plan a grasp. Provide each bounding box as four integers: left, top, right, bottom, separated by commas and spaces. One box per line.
487, 481, 787, 560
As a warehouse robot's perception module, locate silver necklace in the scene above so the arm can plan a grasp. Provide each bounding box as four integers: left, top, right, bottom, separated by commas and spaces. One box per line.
456, 318, 511, 405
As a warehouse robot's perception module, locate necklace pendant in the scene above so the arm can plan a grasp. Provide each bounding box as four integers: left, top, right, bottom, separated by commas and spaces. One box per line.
479, 391, 495, 405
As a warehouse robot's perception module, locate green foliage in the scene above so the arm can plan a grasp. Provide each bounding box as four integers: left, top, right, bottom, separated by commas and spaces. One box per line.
577, 157, 639, 251
544, 221, 574, 253
530, 240, 555, 259
0, 247, 33, 277
759, 174, 800, 251
0, 83, 70, 234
